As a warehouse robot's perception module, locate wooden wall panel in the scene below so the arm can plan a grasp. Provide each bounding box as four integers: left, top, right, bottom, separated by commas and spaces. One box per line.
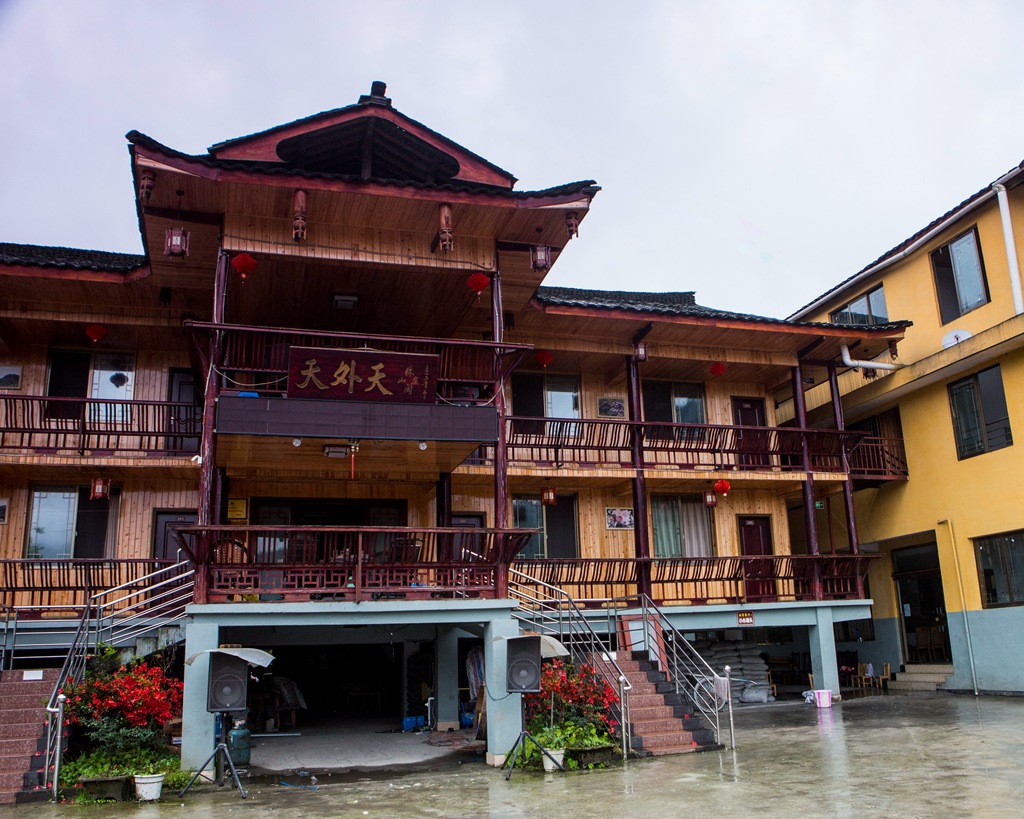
116, 481, 198, 559
711, 490, 791, 556
0, 481, 30, 559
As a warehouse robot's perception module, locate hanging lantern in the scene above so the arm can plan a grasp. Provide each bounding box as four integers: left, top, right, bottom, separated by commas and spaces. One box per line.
466, 272, 490, 302
714, 479, 731, 497
438, 203, 454, 252
535, 349, 554, 369
709, 361, 727, 377
292, 189, 308, 242
530, 245, 552, 271
231, 252, 258, 282
85, 324, 108, 344
541, 486, 557, 506
164, 226, 190, 257
138, 170, 155, 203
89, 477, 111, 501
703, 490, 718, 509
565, 211, 579, 239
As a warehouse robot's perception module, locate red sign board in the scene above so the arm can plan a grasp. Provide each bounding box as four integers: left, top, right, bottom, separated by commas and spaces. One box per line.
286, 347, 438, 403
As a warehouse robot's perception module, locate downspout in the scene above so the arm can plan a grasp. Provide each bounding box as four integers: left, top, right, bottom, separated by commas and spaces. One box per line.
938, 518, 979, 696
839, 345, 900, 372
991, 183, 1024, 315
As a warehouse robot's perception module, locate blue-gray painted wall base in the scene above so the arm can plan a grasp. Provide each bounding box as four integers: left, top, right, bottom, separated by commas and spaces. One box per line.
946, 607, 1024, 693
436, 626, 460, 728
181, 620, 220, 771
483, 619, 522, 766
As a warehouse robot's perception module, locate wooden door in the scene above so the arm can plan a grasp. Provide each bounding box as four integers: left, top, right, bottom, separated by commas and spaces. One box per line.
154, 510, 198, 560
732, 397, 769, 466
167, 368, 199, 453
738, 515, 775, 601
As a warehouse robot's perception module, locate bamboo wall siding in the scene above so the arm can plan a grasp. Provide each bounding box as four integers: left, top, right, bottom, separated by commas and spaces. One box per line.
0, 481, 30, 560
222, 214, 496, 271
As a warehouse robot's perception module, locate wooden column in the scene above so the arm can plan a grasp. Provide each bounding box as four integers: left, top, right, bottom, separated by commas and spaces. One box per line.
491, 268, 509, 528
197, 251, 227, 526
792, 364, 822, 599
828, 361, 864, 596
626, 354, 652, 599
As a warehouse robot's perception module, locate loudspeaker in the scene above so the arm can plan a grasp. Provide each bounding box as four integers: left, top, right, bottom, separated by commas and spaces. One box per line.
207, 653, 248, 713
505, 636, 542, 693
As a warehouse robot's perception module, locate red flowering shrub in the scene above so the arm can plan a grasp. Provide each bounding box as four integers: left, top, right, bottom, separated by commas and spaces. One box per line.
523, 658, 619, 737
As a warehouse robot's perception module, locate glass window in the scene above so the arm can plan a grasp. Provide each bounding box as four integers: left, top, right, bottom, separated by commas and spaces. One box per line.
26, 486, 120, 559
642, 382, 705, 424
651, 495, 713, 558
931, 228, 990, 324
830, 285, 888, 326
975, 530, 1024, 607
948, 365, 1012, 459
512, 494, 578, 558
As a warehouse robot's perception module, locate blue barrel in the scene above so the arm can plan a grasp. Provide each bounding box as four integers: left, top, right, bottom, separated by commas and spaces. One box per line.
228, 723, 252, 766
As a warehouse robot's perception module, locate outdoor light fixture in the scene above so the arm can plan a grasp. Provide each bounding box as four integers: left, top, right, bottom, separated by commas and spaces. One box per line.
139, 170, 155, 203
164, 226, 190, 257
541, 486, 557, 506
530, 244, 552, 271
85, 324, 108, 344
634, 341, 648, 361
90, 478, 111, 501
703, 490, 718, 509
418, 441, 428, 451
292, 438, 302, 447
535, 350, 554, 369
332, 294, 359, 310
565, 211, 579, 238
323, 445, 352, 458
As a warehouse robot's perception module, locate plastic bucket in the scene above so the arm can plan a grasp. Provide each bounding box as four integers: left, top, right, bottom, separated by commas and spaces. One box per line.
813, 689, 833, 708
133, 773, 165, 801
541, 749, 565, 772
402, 716, 417, 732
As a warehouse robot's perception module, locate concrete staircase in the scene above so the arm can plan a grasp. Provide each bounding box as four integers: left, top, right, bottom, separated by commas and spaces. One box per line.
615, 651, 719, 756
0, 669, 59, 805
887, 663, 954, 692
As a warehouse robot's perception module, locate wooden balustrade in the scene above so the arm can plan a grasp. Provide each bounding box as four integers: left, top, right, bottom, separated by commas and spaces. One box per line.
847, 436, 909, 480
170, 525, 534, 603
0, 396, 200, 454
0, 559, 176, 612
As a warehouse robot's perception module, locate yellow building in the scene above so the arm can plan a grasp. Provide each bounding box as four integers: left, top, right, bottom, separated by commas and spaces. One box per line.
786, 162, 1024, 694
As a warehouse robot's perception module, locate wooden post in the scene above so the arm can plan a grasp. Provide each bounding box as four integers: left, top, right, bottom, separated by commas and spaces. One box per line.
626, 355, 652, 599
491, 269, 509, 529
792, 365, 822, 600
436, 472, 453, 527
198, 251, 227, 527
828, 361, 864, 597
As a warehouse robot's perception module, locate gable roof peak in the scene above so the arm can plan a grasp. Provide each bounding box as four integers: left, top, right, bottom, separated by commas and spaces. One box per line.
358, 80, 392, 107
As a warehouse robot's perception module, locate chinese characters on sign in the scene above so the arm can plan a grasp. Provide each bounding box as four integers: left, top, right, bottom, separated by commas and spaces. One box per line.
736, 611, 755, 626
286, 347, 438, 403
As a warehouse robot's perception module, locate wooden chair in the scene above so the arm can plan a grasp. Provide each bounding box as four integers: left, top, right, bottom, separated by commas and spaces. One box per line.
765, 669, 778, 698
851, 663, 871, 689
872, 662, 891, 691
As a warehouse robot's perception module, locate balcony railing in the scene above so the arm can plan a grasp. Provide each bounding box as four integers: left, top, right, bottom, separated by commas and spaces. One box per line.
478, 417, 864, 472
847, 436, 909, 481
188, 322, 531, 405
170, 525, 534, 603
0, 558, 177, 612
515, 554, 878, 607
0, 396, 200, 454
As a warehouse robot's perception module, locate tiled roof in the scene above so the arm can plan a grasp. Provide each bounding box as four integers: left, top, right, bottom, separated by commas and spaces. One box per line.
535, 286, 910, 332
0, 242, 146, 272
788, 158, 1024, 319
128, 131, 598, 200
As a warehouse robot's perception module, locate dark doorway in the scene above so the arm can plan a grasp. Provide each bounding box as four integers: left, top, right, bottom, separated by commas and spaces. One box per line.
154, 510, 198, 561
892, 544, 950, 663
738, 515, 775, 601
732, 397, 769, 466
167, 368, 199, 453
46, 350, 90, 419
545, 495, 579, 558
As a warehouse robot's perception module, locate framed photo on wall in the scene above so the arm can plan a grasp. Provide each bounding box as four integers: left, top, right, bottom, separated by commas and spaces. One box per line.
606, 507, 634, 529
0, 365, 22, 390
598, 397, 625, 418
0, 498, 8, 525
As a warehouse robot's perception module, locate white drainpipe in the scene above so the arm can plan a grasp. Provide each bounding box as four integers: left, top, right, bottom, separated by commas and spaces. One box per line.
991, 182, 1024, 315
839, 344, 900, 372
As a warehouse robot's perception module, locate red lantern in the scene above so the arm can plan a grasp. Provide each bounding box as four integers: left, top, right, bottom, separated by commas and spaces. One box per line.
714, 479, 730, 497
466, 272, 490, 301
709, 361, 727, 377
535, 350, 554, 369
85, 324, 108, 344
231, 252, 258, 282
89, 477, 111, 500
541, 486, 557, 506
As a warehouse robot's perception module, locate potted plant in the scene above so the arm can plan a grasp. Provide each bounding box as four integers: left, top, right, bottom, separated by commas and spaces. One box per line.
531, 725, 569, 771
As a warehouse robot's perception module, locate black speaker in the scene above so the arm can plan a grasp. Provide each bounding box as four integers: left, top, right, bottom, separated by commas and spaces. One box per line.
207, 653, 248, 713
506, 636, 542, 693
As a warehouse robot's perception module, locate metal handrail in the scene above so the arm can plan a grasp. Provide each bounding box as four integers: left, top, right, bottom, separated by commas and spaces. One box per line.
41, 560, 194, 796
508, 567, 632, 759
608, 593, 723, 745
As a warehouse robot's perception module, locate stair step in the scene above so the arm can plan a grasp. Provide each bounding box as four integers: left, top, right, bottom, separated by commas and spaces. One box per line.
628, 705, 677, 721
0, 739, 44, 757
0, 722, 48, 741
631, 717, 688, 734
0, 695, 51, 711
643, 744, 700, 756
894, 671, 951, 684
887, 680, 942, 692
634, 730, 697, 750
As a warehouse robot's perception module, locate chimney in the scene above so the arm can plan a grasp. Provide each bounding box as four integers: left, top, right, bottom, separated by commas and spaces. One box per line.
359, 81, 392, 106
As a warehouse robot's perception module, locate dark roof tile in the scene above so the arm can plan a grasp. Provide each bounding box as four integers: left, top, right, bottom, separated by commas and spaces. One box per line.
0, 242, 146, 272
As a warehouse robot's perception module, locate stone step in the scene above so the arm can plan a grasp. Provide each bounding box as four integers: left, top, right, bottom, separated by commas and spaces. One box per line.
0, 720, 48, 741
888, 680, 943, 692
644, 744, 700, 756
894, 670, 952, 685
0, 738, 43, 757
0, 769, 44, 791
633, 730, 696, 750
0, 681, 53, 698
0, 695, 51, 711
628, 704, 677, 721
904, 663, 954, 674
629, 693, 672, 709
631, 717, 688, 735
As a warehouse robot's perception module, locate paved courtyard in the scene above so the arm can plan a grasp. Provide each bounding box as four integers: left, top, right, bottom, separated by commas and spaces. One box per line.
6, 692, 1023, 818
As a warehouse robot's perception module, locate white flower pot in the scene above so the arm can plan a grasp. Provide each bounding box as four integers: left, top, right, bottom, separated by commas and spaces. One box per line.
541, 749, 565, 772
134, 773, 165, 801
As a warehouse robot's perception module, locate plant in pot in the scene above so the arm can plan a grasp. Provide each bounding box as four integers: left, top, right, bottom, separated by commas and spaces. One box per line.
61, 646, 185, 801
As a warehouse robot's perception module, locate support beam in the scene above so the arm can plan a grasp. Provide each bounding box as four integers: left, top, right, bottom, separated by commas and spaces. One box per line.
435, 627, 461, 731
808, 606, 840, 697
626, 354, 652, 598
492, 269, 509, 528
484, 618, 521, 766
180, 619, 219, 771
792, 365, 822, 599
828, 362, 863, 595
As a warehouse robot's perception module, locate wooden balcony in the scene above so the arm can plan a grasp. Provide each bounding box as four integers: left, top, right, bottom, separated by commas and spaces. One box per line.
847, 436, 909, 483
0, 396, 200, 455
0, 558, 176, 612
188, 322, 531, 405
480, 417, 864, 472
170, 525, 534, 604
515, 554, 878, 607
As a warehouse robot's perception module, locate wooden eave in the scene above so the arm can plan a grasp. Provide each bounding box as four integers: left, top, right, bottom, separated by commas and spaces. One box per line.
209, 104, 517, 189
0, 262, 150, 284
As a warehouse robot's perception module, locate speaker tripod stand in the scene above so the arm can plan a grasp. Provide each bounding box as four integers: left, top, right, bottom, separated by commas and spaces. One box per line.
501, 729, 565, 780
179, 713, 247, 799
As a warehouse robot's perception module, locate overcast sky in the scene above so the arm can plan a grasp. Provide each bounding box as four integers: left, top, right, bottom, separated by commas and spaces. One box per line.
3, 0, 1024, 319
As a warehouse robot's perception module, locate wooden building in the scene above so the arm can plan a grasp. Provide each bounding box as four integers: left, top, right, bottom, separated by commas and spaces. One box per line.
0, 82, 910, 778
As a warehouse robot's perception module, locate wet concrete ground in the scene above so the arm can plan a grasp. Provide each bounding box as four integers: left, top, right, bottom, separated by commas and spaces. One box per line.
7, 693, 1023, 818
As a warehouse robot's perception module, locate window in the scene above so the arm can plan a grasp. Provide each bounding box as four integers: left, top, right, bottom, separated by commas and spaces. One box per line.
46, 349, 135, 421
510, 372, 579, 418
641, 382, 705, 424
931, 228, 989, 324
26, 485, 121, 559
948, 365, 1012, 459
975, 530, 1024, 607
830, 285, 889, 326
651, 495, 713, 557
512, 494, 578, 558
